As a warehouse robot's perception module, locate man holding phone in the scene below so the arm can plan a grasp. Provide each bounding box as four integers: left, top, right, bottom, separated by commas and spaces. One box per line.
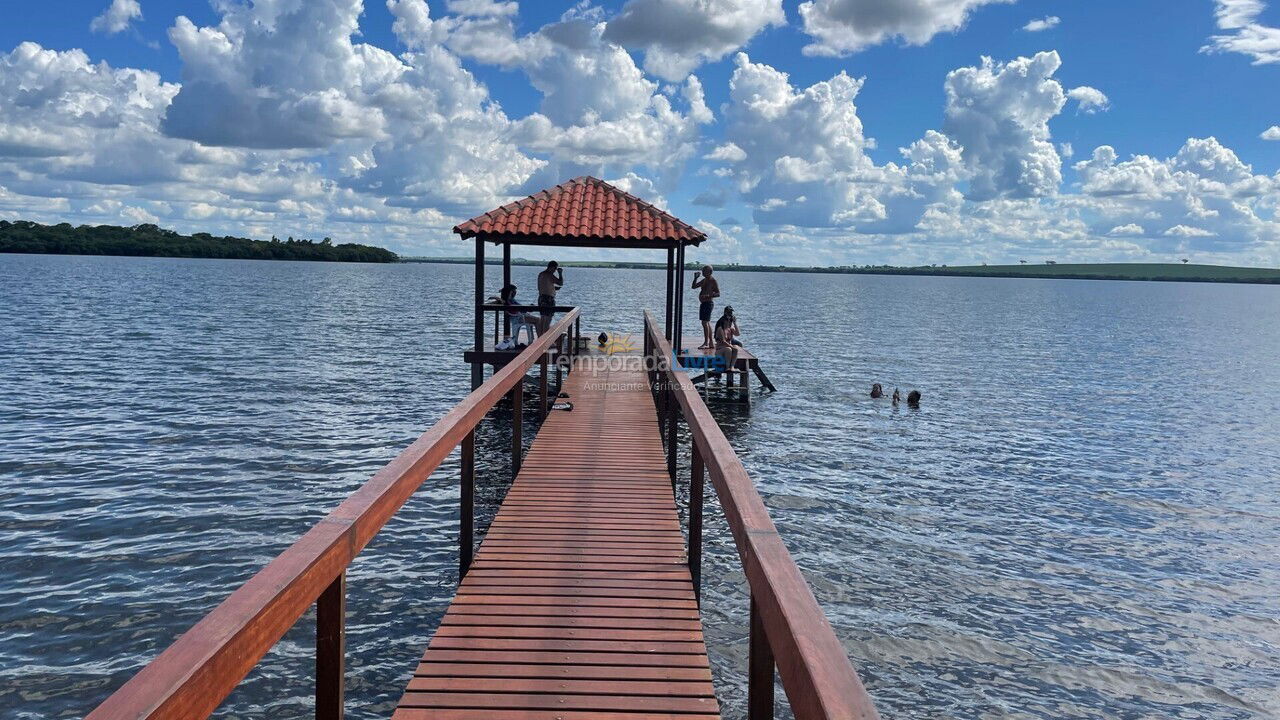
537, 260, 564, 333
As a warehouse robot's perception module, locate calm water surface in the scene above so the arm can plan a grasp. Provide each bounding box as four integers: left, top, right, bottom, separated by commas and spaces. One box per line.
1, 254, 1278, 719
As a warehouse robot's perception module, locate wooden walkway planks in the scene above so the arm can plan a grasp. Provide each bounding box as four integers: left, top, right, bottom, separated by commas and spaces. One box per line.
393, 358, 722, 720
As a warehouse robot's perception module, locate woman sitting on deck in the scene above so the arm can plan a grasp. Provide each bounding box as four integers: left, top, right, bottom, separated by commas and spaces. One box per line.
714, 305, 740, 377
500, 284, 539, 346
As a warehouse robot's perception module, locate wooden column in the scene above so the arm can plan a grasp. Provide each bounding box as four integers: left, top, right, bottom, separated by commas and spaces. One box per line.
471, 237, 485, 390
316, 572, 345, 720
664, 247, 674, 340
675, 244, 685, 356
555, 337, 563, 389
539, 354, 549, 419
666, 387, 677, 486
748, 594, 775, 720
689, 443, 704, 602
459, 430, 474, 578
502, 242, 511, 338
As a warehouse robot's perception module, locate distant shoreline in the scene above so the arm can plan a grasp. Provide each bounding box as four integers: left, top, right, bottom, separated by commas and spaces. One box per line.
401, 257, 1280, 285
0, 220, 398, 264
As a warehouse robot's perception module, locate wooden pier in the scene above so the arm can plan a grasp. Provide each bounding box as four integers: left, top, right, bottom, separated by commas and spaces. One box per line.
395, 357, 720, 719
85, 178, 877, 720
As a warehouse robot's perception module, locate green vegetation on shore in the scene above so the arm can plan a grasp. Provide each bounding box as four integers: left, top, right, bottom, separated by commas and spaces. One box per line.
403, 256, 1280, 285
0, 220, 398, 263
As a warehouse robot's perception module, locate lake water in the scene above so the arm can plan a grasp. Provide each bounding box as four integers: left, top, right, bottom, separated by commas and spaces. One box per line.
1, 253, 1278, 719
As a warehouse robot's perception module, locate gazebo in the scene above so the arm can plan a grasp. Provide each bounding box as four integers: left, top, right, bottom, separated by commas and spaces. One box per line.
454, 176, 706, 389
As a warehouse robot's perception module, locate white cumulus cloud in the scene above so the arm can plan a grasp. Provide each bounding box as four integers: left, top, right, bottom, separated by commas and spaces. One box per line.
1074, 137, 1278, 253
1164, 224, 1216, 237
712, 53, 963, 233
603, 0, 785, 81
1108, 223, 1145, 236
1262, 125, 1280, 140
798, 0, 1014, 56
1203, 0, 1280, 64
1067, 86, 1110, 113
91, 0, 143, 34
943, 51, 1066, 200
1023, 16, 1060, 32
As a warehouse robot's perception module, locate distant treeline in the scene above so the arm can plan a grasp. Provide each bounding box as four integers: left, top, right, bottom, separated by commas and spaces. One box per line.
0, 221, 398, 263
403, 256, 1280, 284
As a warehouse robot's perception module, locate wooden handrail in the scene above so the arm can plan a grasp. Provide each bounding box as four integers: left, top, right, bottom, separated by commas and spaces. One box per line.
480, 303, 575, 313
643, 311, 880, 720
88, 308, 581, 720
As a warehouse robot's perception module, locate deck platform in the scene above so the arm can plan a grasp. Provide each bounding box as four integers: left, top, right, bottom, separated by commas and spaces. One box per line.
392, 359, 722, 719
677, 337, 775, 392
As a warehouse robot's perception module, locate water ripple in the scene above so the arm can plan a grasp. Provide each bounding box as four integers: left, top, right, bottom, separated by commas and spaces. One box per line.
1, 256, 1278, 719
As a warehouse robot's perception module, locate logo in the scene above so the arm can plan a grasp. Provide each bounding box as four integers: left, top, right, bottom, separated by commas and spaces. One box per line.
601, 331, 637, 355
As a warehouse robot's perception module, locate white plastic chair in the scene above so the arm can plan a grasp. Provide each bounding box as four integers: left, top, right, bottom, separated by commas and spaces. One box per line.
511, 314, 538, 345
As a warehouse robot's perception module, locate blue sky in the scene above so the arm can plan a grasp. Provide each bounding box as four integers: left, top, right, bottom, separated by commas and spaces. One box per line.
2, 0, 1278, 265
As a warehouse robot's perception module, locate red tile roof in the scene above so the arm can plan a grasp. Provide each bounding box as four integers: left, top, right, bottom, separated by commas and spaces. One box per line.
453, 176, 705, 247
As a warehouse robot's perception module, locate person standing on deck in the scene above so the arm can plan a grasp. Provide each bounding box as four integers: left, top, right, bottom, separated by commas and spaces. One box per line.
537, 261, 564, 333
691, 265, 720, 349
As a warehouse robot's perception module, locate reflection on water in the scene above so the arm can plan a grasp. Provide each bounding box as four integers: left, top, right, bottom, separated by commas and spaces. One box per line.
1, 254, 1278, 719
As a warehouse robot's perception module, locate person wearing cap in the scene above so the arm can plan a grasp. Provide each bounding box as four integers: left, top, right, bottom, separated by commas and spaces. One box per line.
713, 305, 739, 378
691, 265, 720, 349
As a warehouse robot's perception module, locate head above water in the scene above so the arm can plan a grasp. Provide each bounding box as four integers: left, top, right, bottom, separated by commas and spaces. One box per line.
871, 383, 883, 398
907, 390, 921, 405
701, 264, 713, 277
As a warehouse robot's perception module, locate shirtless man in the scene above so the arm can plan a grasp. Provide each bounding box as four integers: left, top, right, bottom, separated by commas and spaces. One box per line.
691, 265, 720, 349
537, 261, 564, 333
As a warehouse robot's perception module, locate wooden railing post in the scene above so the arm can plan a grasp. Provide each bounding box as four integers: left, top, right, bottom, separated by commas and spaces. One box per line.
459, 430, 474, 578
316, 572, 345, 720
666, 386, 678, 486
511, 379, 523, 477
540, 353, 549, 419
555, 336, 563, 389
689, 442, 704, 603
748, 594, 775, 720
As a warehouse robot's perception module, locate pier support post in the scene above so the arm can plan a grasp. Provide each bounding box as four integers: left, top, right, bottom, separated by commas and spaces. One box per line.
502, 243, 511, 338
674, 244, 685, 355
748, 594, 775, 720
666, 387, 677, 487
316, 572, 346, 720
539, 355, 549, 419
665, 247, 674, 340
555, 338, 563, 390
471, 237, 485, 391
511, 380, 523, 478
459, 430, 474, 578
689, 444, 703, 603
